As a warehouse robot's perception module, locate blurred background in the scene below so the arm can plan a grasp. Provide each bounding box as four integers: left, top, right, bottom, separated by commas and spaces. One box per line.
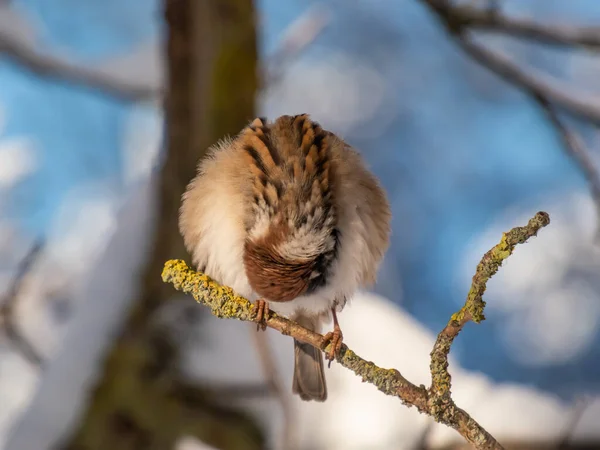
0, 0, 599, 449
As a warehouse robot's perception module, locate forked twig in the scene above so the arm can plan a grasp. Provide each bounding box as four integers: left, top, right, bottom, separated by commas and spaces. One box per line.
163, 212, 551, 450
0, 239, 45, 367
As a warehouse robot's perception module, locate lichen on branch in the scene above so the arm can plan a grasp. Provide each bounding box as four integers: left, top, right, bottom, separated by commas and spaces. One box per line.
429, 211, 550, 426
162, 211, 551, 450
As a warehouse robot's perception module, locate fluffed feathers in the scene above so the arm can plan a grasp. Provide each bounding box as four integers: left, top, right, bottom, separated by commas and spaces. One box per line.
179, 114, 390, 316
179, 114, 391, 401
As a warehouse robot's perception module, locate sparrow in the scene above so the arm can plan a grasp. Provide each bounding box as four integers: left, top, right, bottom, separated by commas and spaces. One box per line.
179, 114, 391, 402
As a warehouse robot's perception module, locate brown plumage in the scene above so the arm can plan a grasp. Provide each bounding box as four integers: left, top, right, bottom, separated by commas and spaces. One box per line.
179, 114, 391, 402
241, 115, 338, 302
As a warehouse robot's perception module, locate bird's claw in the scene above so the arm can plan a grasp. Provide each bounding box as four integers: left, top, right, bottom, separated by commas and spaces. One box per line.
322, 325, 343, 368
254, 299, 269, 331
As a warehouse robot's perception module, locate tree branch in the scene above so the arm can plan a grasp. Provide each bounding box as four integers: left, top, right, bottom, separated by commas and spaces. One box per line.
425, 0, 600, 49
533, 96, 600, 242
420, 0, 600, 126
443, 31, 600, 126
252, 328, 295, 449
429, 212, 550, 415
0, 28, 160, 101
556, 395, 591, 449
0, 239, 45, 367
265, 4, 330, 86
419, 0, 600, 240
195, 381, 272, 399
162, 211, 551, 450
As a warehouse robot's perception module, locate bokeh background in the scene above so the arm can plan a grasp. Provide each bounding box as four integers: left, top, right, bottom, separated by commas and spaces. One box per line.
0, 0, 600, 449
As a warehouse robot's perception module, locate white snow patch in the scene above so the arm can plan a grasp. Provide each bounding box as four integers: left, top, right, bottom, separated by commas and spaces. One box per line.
45, 183, 119, 276
121, 103, 163, 186
261, 51, 387, 134
0, 107, 37, 189
4, 179, 157, 450
181, 289, 594, 449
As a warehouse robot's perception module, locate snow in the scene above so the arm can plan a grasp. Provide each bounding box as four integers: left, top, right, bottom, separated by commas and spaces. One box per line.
3, 177, 596, 449
121, 103, 163, 186
0, 138, 37, 189
261, 51, 389, 135
182, 288, 597, 449
176, 435, 219, 450
4, 179, 157, 450
0, 107, 37, 189
44, 182, 119, 276
0, 351, 37, 450
1, 2, 600, 449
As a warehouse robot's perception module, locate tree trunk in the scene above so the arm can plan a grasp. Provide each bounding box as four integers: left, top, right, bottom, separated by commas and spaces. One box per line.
64, 1, 261, 449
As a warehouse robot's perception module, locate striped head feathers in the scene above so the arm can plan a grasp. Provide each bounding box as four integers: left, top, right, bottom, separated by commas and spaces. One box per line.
240, 115, 339, 302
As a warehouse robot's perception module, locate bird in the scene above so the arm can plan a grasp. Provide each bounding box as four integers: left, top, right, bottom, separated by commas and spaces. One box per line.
179, 114, 391, 402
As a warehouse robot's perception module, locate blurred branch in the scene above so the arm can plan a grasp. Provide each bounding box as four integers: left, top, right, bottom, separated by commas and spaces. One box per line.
414, 419, 435, 450
420, 0, 600, 238
64, 1, 263, 448
252, 328, 295, 450
162, 211, 550, 450
198, 381, 271, 399
0, 239, 44, 367
421, 15, 600, 125
0, 28, 159, 101
426, 0, 600, 49
534, 97, 600, 242
557, 396, 592, 449
265, 4, 330, 86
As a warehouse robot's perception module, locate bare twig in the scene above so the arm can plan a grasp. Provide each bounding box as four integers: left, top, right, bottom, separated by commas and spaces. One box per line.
429, 212, 550, 413
421, 0, 600, 126
265, 4, 330, 86
185, 381, 272, 400
0, 239, 45, 367
533, 97, 600, 242
414, 419, 435, 450
162, 211, 550, 450
0, 28, 159, 101
556, 396, 591, 449
419, 0, 600, 238
1, 1, 323, 100
252, 329, 295, 450
443, 29, 600, 126
426, 0, 600, 49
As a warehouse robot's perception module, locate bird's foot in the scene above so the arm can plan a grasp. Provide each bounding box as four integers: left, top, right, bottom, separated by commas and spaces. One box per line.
253, 299, 269, 331
322, 322, 343, 367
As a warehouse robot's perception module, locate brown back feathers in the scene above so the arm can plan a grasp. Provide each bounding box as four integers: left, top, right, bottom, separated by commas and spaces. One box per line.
242, 115, 339, 302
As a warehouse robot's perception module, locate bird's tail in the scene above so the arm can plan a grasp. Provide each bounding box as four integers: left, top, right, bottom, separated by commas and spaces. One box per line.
292, 314, 327, 402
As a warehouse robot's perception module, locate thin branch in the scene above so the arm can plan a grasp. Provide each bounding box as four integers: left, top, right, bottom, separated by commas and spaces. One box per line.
414, 419, 435, 450
420, 1, 600, 126
0, 239, 45, 367
264, 4, 330, 86
429, 212, 550, 411
162, 211, 550, 450
182, 381, 272, 400
426, 0, 600, 49
419, 0, 600, 239
459, 32, 600, 126
252, 329, 295, 450
0, 28, 159, 101
556, 396, 591, 449
533, 97, 600, 242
